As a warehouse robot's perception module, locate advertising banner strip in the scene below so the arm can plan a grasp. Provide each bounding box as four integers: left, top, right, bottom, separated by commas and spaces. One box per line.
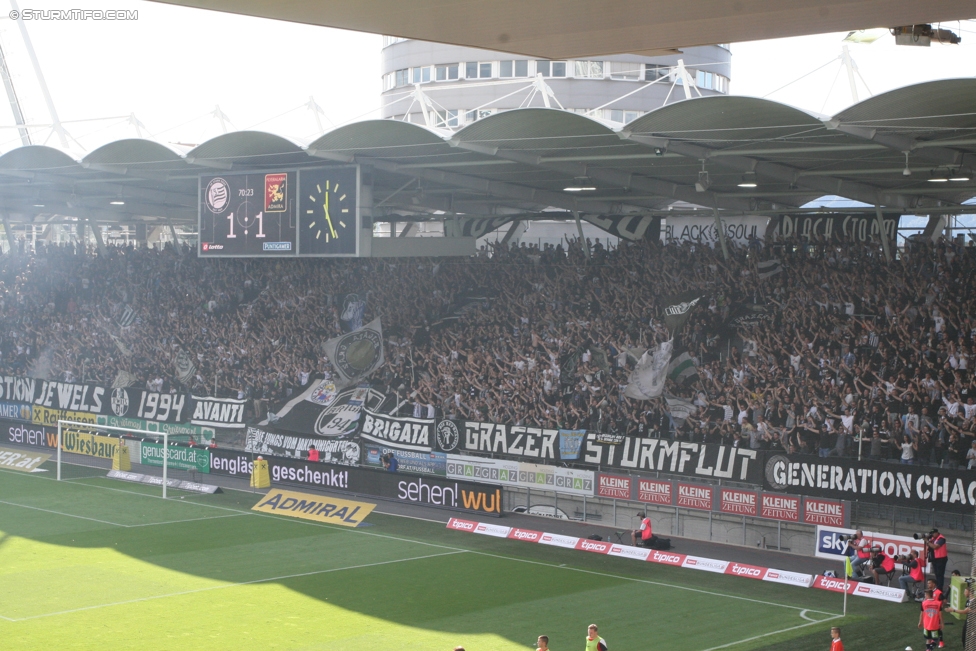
446, 455, 595, 497
813, 525, 925, 562
0, 401, 31, 422
446, 519, 818, 592
252, 488, 375, 527
0, 445, 49, 472
811, 575, 906, 603
210, 449, 501, 516
139, 441, 210, 474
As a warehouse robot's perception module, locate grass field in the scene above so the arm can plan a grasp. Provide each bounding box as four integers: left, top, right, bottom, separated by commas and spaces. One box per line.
0, 462, 934, 651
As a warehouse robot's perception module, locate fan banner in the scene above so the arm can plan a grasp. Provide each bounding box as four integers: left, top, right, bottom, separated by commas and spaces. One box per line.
582, 435, 761, 483
190, 396, 247, 429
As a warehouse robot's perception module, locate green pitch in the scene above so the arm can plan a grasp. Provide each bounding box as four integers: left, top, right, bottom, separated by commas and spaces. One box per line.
0, 464, 923, 651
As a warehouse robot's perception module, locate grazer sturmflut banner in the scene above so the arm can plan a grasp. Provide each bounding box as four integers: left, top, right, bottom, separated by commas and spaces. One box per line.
582, 435, 761, 484
763, 453, 976, 515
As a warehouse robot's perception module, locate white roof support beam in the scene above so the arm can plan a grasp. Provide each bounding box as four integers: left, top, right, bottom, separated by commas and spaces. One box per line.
623, 132, 920, 209
824, 120, 967, 167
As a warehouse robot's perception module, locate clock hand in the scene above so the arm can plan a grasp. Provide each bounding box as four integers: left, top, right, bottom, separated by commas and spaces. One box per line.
324, 190, 338, 238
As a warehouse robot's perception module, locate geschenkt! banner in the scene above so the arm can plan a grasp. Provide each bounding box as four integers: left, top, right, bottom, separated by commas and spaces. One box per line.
252, 489, 375, 527
763, 453, 976, 515
446, 455, 595, 496
583, 436, 760, 483
139, 441, 210, 473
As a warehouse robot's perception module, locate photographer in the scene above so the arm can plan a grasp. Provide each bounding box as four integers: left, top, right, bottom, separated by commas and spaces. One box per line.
632, 512, 660, 548
847, 531, 871, 578
869, 545, 895, 585
924, 529, 949, 592
898, 550, 925, 600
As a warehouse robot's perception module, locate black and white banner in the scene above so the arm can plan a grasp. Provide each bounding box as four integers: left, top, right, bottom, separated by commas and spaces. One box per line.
457, 216, 516, 239
582, 435, 761, 484
0, 377, 188, 423
245, 426, 361, 465
268, 381, 388, 438
360, 410, 434, 452
191, 396, 247, 429
434, 419, 563, 462
582, 214, 660, 241
663, 291, 701, 333
322, 318, 385, 388
763, 453, 976, 515
662, 216, 769, 246
768, 213, 898, 244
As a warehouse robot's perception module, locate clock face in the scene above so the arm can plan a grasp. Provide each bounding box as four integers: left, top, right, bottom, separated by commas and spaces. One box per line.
298, 167, 358, 256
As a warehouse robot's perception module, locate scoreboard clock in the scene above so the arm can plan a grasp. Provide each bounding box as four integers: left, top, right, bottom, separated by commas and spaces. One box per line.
198, 172, 297, 257
297, 166, 359, 256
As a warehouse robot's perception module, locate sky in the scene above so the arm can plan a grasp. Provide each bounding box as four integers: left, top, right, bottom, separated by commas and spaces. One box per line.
0, 1, 972, 156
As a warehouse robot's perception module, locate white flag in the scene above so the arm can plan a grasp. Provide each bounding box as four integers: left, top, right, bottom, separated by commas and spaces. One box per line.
322, 318, 385, 388
624, 338, 672, 400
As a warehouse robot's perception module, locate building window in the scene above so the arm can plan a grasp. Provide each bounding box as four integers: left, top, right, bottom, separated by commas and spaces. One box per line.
574, 60, 604, 79
500, 60, 529, 78
465, 62, 494, 79
536, 60, 567, 77
644, 64, 669, 81
434, 109, 459, 128
394, 68, 410, 88
412, 66, 431, 83
609, 61, 641, 81
465, 108, 495, 123
435, 63, 459, 81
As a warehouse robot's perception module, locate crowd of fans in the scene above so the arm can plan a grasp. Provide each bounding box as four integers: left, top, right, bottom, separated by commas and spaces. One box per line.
1, 231, 975, 465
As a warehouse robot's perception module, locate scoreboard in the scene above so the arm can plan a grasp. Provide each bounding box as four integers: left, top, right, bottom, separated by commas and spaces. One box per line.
198, 166, 359, 257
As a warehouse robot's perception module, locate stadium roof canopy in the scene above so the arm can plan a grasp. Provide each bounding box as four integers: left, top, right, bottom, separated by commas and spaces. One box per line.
1, 79, 975, 228
153, 0, 976, 59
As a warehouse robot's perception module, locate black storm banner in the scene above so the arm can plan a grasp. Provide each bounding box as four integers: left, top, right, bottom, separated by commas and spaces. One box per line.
763, 453, 976, 515
768, 213, 898, 244
582, 435, 761, 483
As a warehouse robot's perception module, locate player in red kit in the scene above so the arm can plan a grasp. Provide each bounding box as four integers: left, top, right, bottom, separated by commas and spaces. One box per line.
829, 627, 843, 651
919, 590, 945, 650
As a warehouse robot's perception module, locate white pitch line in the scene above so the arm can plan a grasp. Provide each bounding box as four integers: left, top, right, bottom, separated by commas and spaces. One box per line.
2, 467, 844, 618
124, 513, 248, 528
9, 550, 467, 622
699, 614, 843, 651
0, 499, 126, 527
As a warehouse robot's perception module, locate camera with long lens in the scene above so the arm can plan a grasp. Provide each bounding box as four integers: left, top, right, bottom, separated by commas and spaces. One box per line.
838, 534, 856, 542
912, 532, 930, 540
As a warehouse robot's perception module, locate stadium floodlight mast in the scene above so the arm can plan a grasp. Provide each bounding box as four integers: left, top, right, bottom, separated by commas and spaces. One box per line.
56, 419, 170, 498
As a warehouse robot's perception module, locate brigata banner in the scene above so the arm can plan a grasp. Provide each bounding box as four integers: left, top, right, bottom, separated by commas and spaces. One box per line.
763, 452, 976, 515
435, 419, 563, 462
360, 410, 434, 452
139, 441, 210, 473
190, 396, 247, 429
446, 455, 594, 496
209, 448, 501, 515
582, 436, 760, 483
